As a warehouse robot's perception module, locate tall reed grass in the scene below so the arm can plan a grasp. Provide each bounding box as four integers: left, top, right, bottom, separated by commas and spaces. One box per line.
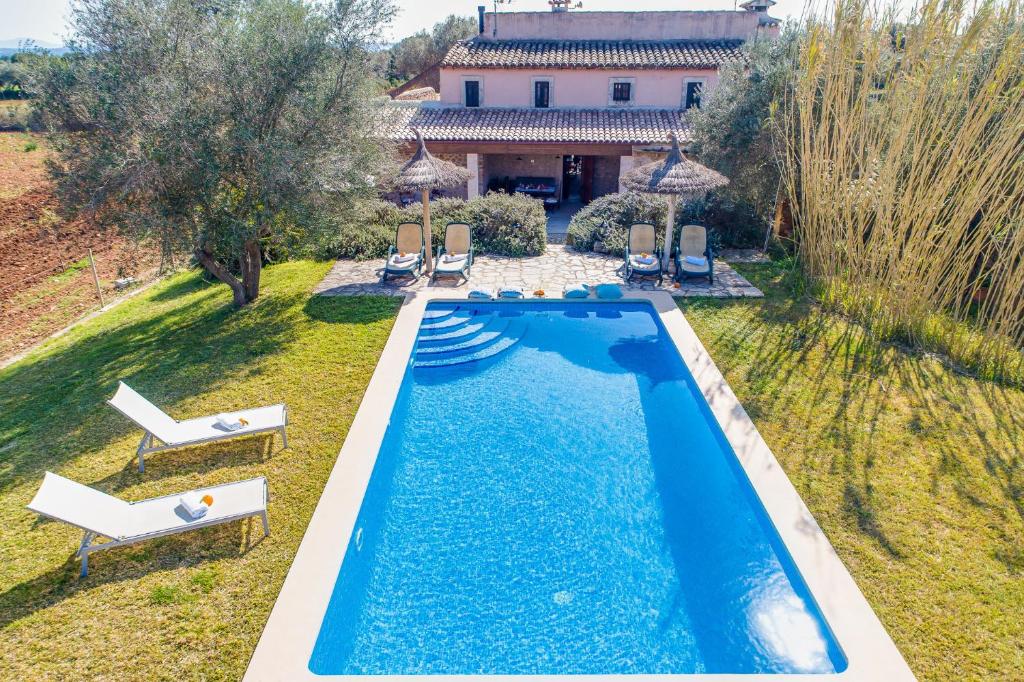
778, 0, 1024, 383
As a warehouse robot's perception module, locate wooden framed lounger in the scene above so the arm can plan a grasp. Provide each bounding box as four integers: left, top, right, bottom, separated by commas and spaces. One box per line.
27, 472, 269, 577
107, 382, 288, 472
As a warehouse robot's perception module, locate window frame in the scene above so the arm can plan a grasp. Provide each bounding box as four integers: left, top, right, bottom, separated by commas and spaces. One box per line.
462, 77, 482, 108
532, 77, 553, 109
683, 78, 707, 110
608, 77, 636, 106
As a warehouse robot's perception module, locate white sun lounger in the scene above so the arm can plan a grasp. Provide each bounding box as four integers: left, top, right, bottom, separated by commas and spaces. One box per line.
107, 382, 288, 471
27, 472, 269, 577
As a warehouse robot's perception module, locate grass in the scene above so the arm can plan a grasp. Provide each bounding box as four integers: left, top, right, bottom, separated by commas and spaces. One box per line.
0, 260, 400, 680
679, 261, 1024, 681
0, 256, 1021, 680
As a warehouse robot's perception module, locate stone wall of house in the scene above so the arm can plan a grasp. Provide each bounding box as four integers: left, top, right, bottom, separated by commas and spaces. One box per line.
435, 152, 469, 199
592, 156, 621, 199
481, 153, 563, 197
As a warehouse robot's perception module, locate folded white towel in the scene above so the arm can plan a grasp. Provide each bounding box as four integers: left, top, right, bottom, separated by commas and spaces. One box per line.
442, 253, 467, 264
215, 414, 243, 431
391, 253, 417, 265
684, 255, 707, 267
179, 494, 209, 519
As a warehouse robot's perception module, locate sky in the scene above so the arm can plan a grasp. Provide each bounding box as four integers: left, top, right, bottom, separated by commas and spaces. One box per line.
1, 0, 808, 45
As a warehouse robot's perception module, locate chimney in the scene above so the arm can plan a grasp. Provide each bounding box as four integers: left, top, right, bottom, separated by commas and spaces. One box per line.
478, 6, 486, 34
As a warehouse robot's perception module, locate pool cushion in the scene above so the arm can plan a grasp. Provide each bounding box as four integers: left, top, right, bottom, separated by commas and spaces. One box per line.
563, 284, 590, 299
594, 283, 623, 300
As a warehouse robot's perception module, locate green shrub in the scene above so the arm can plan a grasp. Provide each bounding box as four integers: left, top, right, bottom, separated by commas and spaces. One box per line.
327, 192, 546, 260
465, 191, 546, 257
680, 194, 765, 248
567, 191, 667, 254
568, 191, 755, 254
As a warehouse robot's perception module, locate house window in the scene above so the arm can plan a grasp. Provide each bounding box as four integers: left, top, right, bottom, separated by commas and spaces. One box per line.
534, 80, 550, 108
608, 78, 635, 105
464, 79, 480, 108
684, 81, 703, 110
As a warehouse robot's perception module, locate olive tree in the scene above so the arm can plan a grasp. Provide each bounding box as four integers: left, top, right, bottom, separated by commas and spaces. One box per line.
388, 14, 476, 82
687, 28, 800, 233
32, 0, 396, 305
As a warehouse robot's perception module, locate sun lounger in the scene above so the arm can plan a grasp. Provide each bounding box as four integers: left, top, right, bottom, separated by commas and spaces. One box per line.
433, 223, 473, 282
382, 222, 425, 282
674, 224, 714, 284
624, 223, 664, 285
108, 382, 288, 472
27, 472, 269, 577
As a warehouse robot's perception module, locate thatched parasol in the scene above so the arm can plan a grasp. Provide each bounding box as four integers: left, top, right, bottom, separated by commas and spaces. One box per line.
622, 132, 729, 268
394, 129, 473, 273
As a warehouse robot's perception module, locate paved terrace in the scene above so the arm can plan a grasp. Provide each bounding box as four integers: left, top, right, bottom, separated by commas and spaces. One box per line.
315, 245, 763, 298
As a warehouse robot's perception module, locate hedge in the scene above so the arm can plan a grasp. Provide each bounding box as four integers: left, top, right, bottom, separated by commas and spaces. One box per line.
567, 191, 763, 254
328, 192, 547, 259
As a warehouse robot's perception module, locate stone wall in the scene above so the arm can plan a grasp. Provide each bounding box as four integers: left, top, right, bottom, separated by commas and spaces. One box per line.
592, 156, 621, 199
435, 152, 469, 199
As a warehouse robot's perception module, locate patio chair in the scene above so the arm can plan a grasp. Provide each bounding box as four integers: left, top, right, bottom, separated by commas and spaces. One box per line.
27, 471, 269, 577
624, 223, 663, 285
674, 224, 714, 284
107, 382, 288, 472
381, 222, 425, 283
433, 222, 473, 282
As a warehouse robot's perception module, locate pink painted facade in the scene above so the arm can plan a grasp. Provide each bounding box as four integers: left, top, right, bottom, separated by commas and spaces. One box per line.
439, 68, 721, 109
393, 7, 780, 213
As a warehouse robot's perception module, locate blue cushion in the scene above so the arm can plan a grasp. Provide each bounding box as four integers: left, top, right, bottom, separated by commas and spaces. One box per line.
563, 284, 589, 299
467, 289, 492, 300
594, 283, 623, 300
498, 288, 524, 299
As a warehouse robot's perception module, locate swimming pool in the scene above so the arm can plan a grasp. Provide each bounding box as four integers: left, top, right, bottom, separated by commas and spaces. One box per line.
245, 293, 913, 681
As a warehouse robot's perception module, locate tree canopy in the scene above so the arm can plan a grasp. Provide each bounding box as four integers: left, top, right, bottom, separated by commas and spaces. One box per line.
386, 14, 476, 84
31, 0, 396, 305
687, 29, 800, 231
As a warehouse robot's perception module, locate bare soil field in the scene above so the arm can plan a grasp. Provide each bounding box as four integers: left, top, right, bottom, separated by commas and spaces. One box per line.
0, 132, 161, 361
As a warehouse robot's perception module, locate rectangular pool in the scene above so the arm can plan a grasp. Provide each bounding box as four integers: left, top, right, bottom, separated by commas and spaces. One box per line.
308, 301, 846, 675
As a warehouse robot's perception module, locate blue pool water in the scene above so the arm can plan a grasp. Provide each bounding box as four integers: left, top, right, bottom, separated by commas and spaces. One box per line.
309, 301, 846, 675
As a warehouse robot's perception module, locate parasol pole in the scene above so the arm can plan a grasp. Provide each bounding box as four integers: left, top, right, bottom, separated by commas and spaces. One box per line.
663, 194, 677, 269
422, 189, 433, 274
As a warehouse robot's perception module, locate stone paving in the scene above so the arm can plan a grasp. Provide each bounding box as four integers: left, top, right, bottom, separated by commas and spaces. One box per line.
315, 245, 763, 298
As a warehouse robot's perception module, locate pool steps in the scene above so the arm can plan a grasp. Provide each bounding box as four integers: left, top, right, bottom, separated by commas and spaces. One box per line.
413, 306, 526, 368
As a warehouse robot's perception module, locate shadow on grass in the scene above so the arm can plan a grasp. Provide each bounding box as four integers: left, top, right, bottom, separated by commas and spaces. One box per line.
146, 270, 217, 302
303, 293, 401, 325
0, 517, 267, 630
0, 288, 310, 495
682, 262, 1023, 568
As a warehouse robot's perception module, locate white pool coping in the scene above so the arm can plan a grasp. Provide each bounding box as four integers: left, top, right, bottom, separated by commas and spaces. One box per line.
244, 290, 916, 682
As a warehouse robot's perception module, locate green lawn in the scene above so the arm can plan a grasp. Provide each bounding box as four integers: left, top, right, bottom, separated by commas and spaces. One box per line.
0, 258, 1021, 680
680, 263, 1024, 681
0, 261, 400, 680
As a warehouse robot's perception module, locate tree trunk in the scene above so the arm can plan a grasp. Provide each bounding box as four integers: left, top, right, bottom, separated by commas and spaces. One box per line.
241, 238, 262, 303
194, 247, 248, 307
422, 190, 433, 274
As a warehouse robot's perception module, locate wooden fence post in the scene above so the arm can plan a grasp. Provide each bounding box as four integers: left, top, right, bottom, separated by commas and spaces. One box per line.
88, 248, 105, 308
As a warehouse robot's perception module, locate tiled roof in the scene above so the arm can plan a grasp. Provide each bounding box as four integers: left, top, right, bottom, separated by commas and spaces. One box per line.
441, 39, 745, 70
385, 103, 690, 145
